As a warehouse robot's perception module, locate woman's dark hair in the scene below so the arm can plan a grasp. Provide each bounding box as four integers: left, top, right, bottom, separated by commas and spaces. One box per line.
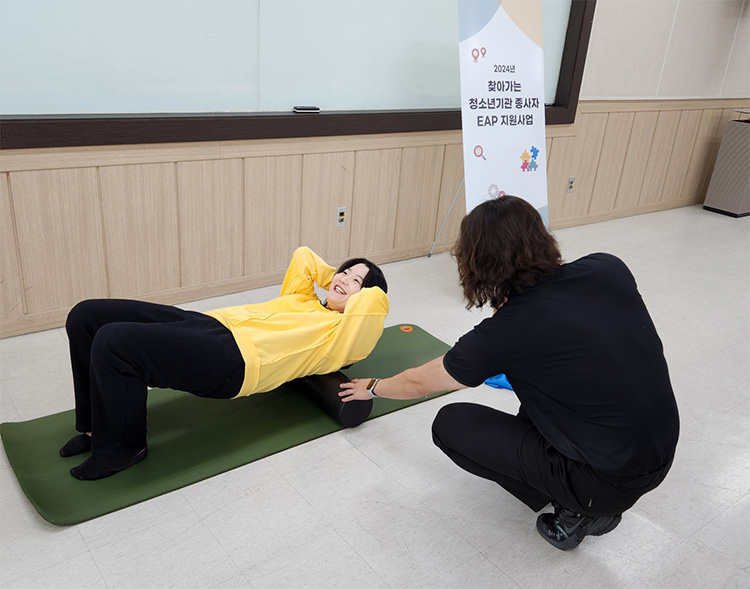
452, 195, 561, 309
336, 258, 388, 293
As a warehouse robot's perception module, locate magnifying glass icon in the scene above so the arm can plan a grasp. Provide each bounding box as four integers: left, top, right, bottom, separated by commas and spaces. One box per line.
474, 145, 486, 160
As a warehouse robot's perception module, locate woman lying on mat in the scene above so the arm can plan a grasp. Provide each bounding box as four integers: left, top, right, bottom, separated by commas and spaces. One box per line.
60, 246, 389, 480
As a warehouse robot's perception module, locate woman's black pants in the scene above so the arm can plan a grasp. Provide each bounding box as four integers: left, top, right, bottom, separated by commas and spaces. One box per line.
65, 299, 245, 458
432, 402, 671, 517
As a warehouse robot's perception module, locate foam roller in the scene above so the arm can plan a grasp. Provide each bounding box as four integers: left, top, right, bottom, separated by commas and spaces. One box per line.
295, 371, 373, 428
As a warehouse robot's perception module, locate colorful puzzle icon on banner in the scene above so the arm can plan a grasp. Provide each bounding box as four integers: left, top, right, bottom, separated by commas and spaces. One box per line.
520, 145, 540, 172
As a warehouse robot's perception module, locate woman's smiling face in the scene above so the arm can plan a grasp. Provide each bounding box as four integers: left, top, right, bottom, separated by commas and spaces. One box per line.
326, 263, 369, 312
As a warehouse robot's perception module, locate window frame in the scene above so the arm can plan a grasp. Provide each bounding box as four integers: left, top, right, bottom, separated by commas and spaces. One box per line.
0, 1, 595, 150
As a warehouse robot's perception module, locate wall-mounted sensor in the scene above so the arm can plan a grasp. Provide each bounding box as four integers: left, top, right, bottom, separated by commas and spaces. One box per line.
293, 106, 320, 113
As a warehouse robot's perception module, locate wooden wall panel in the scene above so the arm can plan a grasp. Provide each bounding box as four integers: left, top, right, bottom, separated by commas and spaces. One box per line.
350, 149, 401, 256
551, 112, 608, 221
638, 111, 681, 206
546, 135, 574, 222
613, 111, 659, 211
300, 152, 355, 263
244, 155, 303, 275
10, 168, 108, 313
588, 112, 635, 214
660, 109, 703, 202
0, 174, 24, 319
99, 164, 181, 297
681, 109, 726, 202
434, 143, 466, 251
2, 99, 747, 337
568, 113, 608, 218
394, 145, 445, 250
177, 159, 244, 287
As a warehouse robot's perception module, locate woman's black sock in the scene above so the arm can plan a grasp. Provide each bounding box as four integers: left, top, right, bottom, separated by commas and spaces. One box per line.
59, 433, 92, 457
70, 447, 147, 480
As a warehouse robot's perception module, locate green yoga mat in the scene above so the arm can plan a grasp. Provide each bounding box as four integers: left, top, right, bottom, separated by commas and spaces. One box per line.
1, 324, 450, 526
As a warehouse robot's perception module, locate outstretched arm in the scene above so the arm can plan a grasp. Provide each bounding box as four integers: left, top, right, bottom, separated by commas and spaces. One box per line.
338, 356, 465, 402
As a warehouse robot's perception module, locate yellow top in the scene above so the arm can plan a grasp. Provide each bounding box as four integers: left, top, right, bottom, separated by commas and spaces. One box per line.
205, 247, 389, 397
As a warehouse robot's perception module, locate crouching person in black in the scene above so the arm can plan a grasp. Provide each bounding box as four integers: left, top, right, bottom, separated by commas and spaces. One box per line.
340, 195, 679, 551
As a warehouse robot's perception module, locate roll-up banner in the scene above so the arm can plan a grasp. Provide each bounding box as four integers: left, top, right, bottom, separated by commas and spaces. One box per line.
458, 0, 549, 224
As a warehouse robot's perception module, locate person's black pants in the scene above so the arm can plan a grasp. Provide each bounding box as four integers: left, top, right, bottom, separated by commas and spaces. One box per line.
432, 402, 671, 517
65, 299, 245, 458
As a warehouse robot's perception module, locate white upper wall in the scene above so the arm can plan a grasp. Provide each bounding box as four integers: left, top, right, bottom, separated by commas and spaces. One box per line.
0, 0, 571, 115
0, 0, 746, 115
581, 0, 749, 100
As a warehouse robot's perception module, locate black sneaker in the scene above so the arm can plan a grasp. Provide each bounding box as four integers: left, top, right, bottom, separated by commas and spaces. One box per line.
536, 504, 622, 550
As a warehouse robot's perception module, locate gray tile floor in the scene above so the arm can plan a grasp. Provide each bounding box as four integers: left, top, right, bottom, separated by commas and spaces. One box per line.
1, 205, 748, 588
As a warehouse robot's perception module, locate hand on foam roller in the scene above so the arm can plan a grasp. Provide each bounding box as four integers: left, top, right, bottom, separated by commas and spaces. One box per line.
339, 356, 464, 403
338, 377, 381, 402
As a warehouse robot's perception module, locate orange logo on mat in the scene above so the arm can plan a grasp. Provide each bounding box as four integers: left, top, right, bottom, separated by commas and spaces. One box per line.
400, 325, 414, 332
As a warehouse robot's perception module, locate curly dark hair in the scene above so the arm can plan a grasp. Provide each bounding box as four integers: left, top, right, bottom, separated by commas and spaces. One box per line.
452, 196, 562, 309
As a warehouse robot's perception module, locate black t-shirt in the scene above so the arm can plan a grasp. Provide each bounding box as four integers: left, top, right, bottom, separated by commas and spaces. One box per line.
443, 253, 679, 477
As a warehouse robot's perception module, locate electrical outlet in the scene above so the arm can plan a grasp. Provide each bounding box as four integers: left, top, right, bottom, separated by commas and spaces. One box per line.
567, 177, 575, 193
336, 206, 347, 227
